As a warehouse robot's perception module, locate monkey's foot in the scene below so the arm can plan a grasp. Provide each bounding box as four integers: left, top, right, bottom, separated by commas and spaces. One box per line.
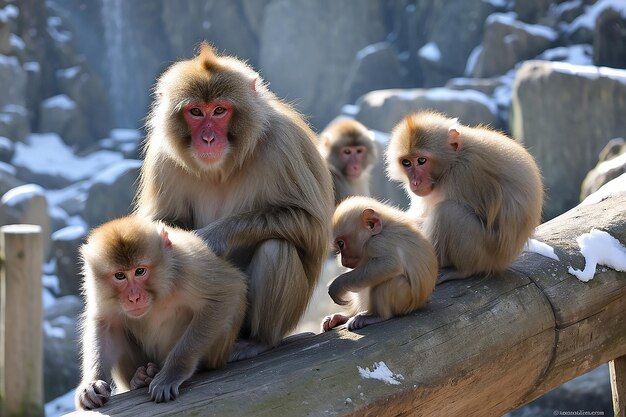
75, 380, 111, 410
321, 313, 349, 332
347, 312, 383, 330
437, 267, 471, 284
130, 362, 160, 390
228, 339, 272, 362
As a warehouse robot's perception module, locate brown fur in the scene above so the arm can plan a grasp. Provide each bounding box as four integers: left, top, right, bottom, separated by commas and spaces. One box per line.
134, 42, 334, 349
386, 111, 544, 278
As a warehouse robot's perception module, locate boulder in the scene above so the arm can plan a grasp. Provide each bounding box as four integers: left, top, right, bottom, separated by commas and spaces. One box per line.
445, 77, 504, 95
24, 61, 42, 128
50, 225, 86, 296
514, 0, 553, 24
259, 0, 386, 129
0, 104, 30, 142
0, 5, 15, 54
580, 138, 626, 199
0, 55, 26, 107
43, 314, 80, 401
83, 159, 142, 227
511, 60, 626, 219
593, 6, 626, 69
0, 135, 13, 162
0, 161, 24, 196
566, 0, 624, 44
472, 14, 557, 78
39, 94, 90, 146
355, 87, 499, 133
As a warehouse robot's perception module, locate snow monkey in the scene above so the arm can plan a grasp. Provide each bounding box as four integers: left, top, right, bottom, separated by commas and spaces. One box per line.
322, 196, 438, 331
386, 111, 543, 281
75, 216, 246, 409
134, 42, 334, 359
318, 119, 379, 204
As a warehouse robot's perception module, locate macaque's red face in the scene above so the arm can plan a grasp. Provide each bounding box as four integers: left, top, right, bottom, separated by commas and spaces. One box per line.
338, 145, 368, 178
399, 153, 436, 197
333, 234, 364, 269
110, 265, 153, 318
182, 101, 234, 165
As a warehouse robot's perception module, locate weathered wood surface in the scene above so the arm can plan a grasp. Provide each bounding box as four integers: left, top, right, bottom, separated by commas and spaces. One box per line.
0, 225, 44, 417
67, 193, 626, 417
611, 355, 626, 417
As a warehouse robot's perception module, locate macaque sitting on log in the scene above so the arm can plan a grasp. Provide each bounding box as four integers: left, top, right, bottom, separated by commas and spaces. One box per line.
75, 216, 246, 409
322, 197, 438, 331
386, 111, 544, 281
318, 119, 378, 204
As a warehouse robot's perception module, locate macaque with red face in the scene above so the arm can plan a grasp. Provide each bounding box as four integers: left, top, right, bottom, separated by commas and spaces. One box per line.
321, 197, 437, 331
75, 216, 246, 409
318, 119, 378, 204
135, 42, 334, 359
386, 111, 544, 280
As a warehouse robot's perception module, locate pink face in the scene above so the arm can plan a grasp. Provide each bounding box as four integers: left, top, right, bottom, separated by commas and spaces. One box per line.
182, 101, 234, 164
110, 266, 152, 318
399, 154, 435, 196
338, 145, 368, 178
334, 235, 361, 269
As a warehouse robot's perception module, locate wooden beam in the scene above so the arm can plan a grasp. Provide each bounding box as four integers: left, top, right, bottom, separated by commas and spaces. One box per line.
611, 356, 626, 417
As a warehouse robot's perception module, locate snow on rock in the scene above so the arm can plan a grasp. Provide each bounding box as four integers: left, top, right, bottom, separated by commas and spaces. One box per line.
0, 4, 18, 22
549, 61, 626, 84
358, 361, 404, 385
581, 173, 626, 206
567, 229, 626, 282
45, 389, 75, 417
569, 0, 626, 33
418, 42, 441, 63
524, 238, 559, 261
42, 94, 77, 111
51, 224, 86, 242
487, 13, 558, 41
1, 183, 45, 206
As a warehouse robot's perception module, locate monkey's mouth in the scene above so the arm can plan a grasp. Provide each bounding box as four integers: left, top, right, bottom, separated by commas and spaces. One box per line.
341, 257, 360, 269
125, 306, 150, 318
410, 182, 435, 197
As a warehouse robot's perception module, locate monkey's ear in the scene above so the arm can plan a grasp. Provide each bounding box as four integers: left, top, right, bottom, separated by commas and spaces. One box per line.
448, 128, 461, 152
250, 77, 257, 93
160, 228, 173, 249
361, 208, 382, 235
320, 134, 331, 149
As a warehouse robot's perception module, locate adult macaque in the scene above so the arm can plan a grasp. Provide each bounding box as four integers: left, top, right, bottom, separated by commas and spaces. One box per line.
75, 216, 246, 409
386, 111, 543, 280
322, 197, 437, 331
318, 119, 378, 204
135, 42, 334, 358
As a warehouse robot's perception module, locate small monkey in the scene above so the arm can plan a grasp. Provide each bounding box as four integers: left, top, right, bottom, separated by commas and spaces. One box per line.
386, 111, 544, 280
322, 197, 438, 331
318, 119, 379, 204
75, 216, 246, 409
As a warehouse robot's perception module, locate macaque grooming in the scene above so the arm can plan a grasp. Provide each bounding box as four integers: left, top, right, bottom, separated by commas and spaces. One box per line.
318, 119, 378, 204
322, 197, 438, 331
75, 216, 246, 409
386, 111, 543, 280
135, 42, 334, 358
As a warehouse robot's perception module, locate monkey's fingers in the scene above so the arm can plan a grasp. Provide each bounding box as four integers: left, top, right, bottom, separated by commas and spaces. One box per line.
149, 375, 182, 403
77, 380, 111, 410
146, 362, 160, 377
347, 312, 383, 330
321, 313, 349, 332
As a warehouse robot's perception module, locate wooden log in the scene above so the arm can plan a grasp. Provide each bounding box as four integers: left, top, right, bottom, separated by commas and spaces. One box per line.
611, 356, 626, 417
0, 224, 44, 417
66, 193, 626, 417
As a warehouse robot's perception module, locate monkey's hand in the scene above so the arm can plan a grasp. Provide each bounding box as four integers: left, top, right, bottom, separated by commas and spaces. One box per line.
347, 312, 384, 331
328, 279, 351, 306
148, 367, 188, 403
130, 362, 159, 390
321, 313, 349, 332
75, 380, 111, 410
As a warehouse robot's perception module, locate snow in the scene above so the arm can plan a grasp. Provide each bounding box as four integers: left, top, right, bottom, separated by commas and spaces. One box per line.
51, 225, 86, 242
340, 104, 359, 117
42, 287, 57, 309
570, 0, 626, 32
482, 0, 508, 7
356, 43, 387, 60
45, 181, 90, 208
45, 389, 76, 417
0, 54, 19, 67
90, 159, 142, 186
43, 273, 61, 295
47, 16, 72, 44
595, 152, 626, 175
1, 183, 45, 206
10, 34, 25, 51
524, 238, 559, 261
536, 45, 593, 66
487, 13, 558, 40
358, 361, 404, 385
418, 42, 441, 63
0, 161, 16, 176
423, 88, 498, 115
567, 229, 626, 282
24, 61, 41, 73
43, 320, 66, 338
13, 133, 124, 183
56, 66, 81, 80
0, 5, 18, 23
111, 128, 141, 142
42, 94, 76, 111
581, 173, 626, 205
549, 61, 626, 84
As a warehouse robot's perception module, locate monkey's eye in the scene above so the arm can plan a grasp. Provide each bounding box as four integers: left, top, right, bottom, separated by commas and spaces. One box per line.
213, 106, 226, 115
189, 107, 203, 117
335, 239, 345, 250
356, 149, 363, 154
343, 149, 351, 155
401, 159, 411, 167
417, 157, 427, 165
135, 268, 146, 277
114, 272, 126, 280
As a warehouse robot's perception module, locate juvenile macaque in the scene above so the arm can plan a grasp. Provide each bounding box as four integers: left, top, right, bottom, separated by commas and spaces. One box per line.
75, 216, 246, 409
135, 42, 334, 359
322, 197, 437, 331
386, 111, 544, 280
318, 119, 378, 204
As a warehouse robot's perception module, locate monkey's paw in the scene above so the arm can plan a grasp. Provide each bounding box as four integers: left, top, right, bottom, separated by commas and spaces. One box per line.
148, 370, 184, 403
321, 313, 349, 332
130, 362, 160, 390
75, 380, 111, 410
347, 312, 383, 330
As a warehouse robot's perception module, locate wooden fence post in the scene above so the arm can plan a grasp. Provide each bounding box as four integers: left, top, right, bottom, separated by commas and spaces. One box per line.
611, 356, 626, 417
0, 225, 44, 417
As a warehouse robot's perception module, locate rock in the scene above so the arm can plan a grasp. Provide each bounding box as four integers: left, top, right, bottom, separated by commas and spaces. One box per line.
0, 161, 24, 196
98, 128, 142, 159
445, 77, 504, 95
0, 5, 15, 54
511, 61, 626, 219
51, 225, 86, 296
259, 0, 386, 129
541, 0, 586, 27
24, 61, 42, 128
0, 55, 26, 107
83, 159, 142, 227
0, 104, 30, 142
355, 87, 499, 133
342, 42, 411, 105
580, 138, 626, 199
514, 0, 553, 24
566, 0, 622, 44
0, 135, 13, 161
535, 44, 593, 65
44, 294, 83, 321
39, 94, 89, 146
43, 314, 80, 401
0, 184, 51, 258
472, 14, 557, 78
593, 6, 626, 69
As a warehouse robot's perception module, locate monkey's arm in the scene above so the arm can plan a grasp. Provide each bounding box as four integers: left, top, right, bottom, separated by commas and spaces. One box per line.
328, 256, 403, 306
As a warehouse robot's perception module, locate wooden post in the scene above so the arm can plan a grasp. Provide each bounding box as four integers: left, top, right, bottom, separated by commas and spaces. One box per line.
0, 225, 44, 417
611, 356, 626, 417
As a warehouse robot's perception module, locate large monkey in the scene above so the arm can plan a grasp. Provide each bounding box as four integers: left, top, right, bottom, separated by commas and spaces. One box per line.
322, 197, 437, 331
135, 43, 334, 358
386, 111, 543, 280
75, 216, 246, 409
318, 119, 378, 204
